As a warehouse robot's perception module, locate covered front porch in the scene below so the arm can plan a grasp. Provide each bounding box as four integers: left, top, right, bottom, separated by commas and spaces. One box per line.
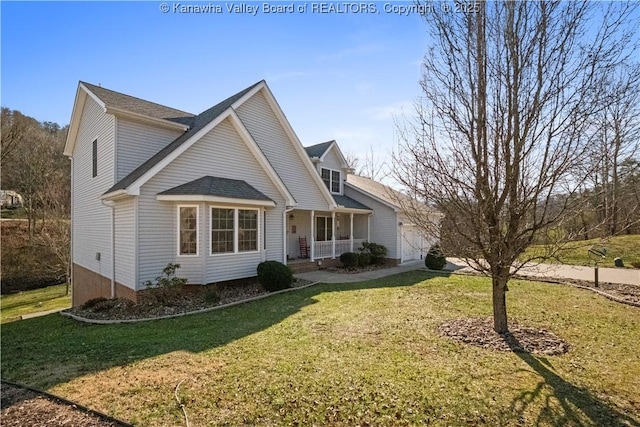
286, 208, 371, 262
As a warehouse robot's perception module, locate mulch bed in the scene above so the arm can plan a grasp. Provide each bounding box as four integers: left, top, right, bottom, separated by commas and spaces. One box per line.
0, 381, 131, 427
564, 279, 640, 305
66, 278, 313, 321
439, 317, 570, 355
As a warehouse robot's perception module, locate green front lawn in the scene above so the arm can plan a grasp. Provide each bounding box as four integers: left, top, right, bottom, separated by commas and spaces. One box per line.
524, 234, 640, 268
0, 284, 71, 323
1, 272, 638, 426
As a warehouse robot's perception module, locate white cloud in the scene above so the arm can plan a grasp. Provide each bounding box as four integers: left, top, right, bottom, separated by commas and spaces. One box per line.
365, 101, 413, 121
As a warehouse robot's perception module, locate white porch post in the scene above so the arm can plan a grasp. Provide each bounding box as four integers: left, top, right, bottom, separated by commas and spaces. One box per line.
350, 213, 354, 252
331, 211, 336, 259
281, 209, 286, 264
367, 214, 371, 242
310, 210, 315, 261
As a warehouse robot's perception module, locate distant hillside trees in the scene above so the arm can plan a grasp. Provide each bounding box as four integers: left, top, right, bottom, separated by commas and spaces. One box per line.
1, 107, 70, 292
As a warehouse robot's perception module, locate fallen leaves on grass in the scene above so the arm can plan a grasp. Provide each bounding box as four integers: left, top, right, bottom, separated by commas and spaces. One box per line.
0, 382, 129, 427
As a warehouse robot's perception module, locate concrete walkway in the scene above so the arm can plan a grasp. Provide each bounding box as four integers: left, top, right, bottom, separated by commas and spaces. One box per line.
294, 260, 426, 283
447, 258, 639, 286
295, 258, 639, 286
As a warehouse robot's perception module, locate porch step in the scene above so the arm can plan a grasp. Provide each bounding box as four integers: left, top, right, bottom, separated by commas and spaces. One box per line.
288, 261, 320, 274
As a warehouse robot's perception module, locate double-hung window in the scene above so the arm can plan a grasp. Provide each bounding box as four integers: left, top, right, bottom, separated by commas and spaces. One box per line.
238, 209, 258, 252
321, 168, 341, 194
178, 206, 198, 256
211, 207, 259, 254
211, 208, 234, 254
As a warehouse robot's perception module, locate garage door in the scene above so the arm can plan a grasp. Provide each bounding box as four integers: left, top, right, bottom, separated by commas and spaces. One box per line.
401, 225, 422, 262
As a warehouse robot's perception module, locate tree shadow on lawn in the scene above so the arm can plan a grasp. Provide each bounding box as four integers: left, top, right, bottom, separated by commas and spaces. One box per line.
507, 338, 639, 427
0, 270, 441, 389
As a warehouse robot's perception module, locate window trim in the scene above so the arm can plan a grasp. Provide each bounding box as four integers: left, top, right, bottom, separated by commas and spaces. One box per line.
209, 206, 261, 256
321, 167, 341, 194
177, 205, 199, 257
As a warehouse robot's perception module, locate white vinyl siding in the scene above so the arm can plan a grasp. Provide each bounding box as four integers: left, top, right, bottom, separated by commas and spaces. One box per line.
116, 118, 183, 181
319, 147, 345, 176
71, 96, 115, 277
114, 198, 136, 288
137, 118, 285, 287
235, 91, 330, 210
344, 186, 400, 259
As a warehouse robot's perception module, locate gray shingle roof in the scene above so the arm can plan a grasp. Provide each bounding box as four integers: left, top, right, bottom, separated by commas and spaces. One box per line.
104, 81, 263, 195
304, 140, 334, 158
81, 82, 195, 126
158, 176, 273, 202
333, 194, 371, 210
346, 174, 404, 208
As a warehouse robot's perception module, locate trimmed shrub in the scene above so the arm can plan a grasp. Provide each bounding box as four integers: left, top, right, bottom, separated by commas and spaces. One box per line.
144, 263, 188, 305
425, 244, 447, 270
359, 241, 388, 265
340, 252, 360, 269
257, 261, 293, 292
358, 252, 372, 267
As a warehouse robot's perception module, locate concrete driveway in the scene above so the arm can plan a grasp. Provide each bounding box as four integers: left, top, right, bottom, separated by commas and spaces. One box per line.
447, 258, 639, 285
295, 258, 639, 286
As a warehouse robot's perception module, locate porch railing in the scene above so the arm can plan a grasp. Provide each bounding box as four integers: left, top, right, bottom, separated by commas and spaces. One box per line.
314, 238, 368, 259
315, 241, 333, 259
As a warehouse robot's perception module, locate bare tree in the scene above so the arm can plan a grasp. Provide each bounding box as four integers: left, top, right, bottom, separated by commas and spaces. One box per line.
584, 63, 640, 236
346, 145, 390, 181
393, 1, 638, 333
1, 108, 31, 163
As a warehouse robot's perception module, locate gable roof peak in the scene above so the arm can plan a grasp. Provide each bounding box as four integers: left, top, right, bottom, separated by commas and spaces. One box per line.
79, 81, 195, 125
304, 140, 335, 158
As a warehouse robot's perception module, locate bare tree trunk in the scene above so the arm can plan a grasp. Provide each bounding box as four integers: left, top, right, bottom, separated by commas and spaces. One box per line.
492, 275, 509, 334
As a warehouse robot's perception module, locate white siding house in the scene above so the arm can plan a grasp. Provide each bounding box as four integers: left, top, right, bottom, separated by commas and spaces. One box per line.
65, 80, 439, 306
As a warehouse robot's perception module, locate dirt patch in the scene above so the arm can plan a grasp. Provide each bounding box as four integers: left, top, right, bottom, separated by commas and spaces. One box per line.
439, 317, 570, 356
0, 381, 130, 426
67, 278, 313, 321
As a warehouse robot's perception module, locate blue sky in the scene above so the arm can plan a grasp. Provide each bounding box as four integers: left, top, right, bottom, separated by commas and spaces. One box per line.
1, 1, 429, 163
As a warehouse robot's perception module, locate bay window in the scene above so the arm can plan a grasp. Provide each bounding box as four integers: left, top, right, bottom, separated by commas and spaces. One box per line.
210, 207, 259, 255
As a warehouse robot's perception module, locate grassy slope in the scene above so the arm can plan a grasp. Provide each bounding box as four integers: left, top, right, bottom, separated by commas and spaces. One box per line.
524, 234, 640, 268
1, 272, 639, 426
0, 284, 71, 323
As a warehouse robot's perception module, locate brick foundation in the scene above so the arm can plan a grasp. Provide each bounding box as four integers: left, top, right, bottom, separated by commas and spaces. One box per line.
71, 263, 137, 307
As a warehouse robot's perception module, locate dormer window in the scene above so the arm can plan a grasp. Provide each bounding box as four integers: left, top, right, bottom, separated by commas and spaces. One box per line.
321, 168, 341, 194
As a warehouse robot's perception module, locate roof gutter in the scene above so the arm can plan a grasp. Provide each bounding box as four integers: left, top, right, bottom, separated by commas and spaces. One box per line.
101, 189, 132, 201
105, 107, 191, 132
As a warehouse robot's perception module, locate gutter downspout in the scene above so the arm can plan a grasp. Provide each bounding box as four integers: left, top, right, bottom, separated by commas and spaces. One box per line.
69, 157, 74, 301
101, 199, 116, 299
